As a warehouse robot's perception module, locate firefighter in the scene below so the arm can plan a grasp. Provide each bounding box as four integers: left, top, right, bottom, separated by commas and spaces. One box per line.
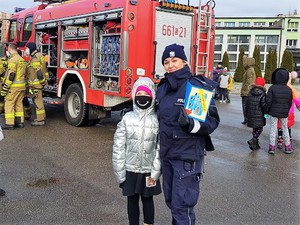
16, 49, 32, 120
0, 56, 7, 114
0, 43, 27, 130
25, 42, 48, 126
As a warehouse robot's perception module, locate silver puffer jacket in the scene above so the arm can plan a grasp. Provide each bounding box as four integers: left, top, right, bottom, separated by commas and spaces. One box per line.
112, 77, 161, 184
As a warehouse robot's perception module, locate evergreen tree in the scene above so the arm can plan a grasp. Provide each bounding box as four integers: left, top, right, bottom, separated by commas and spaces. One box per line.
288, 51, 294, 72
234, 47, 245, 82
280, 49, 293, 72
264, 48, 273, 83
272, 49, 278, 70
253, 45, 262, 77
221, 51, 230, 71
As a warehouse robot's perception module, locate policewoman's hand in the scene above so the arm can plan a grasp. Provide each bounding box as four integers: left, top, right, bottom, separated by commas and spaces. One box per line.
178, 107, 191, 130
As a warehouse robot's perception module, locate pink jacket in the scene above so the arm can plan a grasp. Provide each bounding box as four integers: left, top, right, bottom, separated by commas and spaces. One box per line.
278, 84, 300, 128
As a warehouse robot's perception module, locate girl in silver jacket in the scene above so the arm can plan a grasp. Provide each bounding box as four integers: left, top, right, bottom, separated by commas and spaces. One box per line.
112, 77, 161, 225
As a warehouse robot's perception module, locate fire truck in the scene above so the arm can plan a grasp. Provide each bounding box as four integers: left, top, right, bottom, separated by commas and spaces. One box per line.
6, 0, 216, 126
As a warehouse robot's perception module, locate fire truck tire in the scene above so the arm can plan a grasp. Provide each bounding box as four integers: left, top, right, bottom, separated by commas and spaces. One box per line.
64, 83, 89, 126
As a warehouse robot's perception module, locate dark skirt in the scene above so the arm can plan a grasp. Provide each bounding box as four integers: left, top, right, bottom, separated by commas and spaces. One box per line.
122, 171, 162, 197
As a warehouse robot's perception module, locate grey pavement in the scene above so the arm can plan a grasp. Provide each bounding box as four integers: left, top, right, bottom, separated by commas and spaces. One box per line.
0, 94, 299, 225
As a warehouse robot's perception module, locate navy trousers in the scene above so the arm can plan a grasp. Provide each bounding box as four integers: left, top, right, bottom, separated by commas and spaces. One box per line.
162, 158, 203, 225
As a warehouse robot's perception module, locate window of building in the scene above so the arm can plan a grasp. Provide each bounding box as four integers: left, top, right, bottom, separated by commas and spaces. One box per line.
239, 22, 250, 27
228, 35, 238, 43
254, 22, 266, 27
225, 35, 250, 71
255, 36, 265, 43
214, 45, 222, 51
255, 35, 279, 71
228, 54, 237, 61
215, 22, 221, 27
224, 22, 235, 27
227, 44, 237, 51
286, 39, 297, 47
267, 35, 278, 43
214, 35, 223, 52
214, 54, 222, 61
229, 62, 236, 70
267, 45, 277, 51
215, 35, 223, 43
240, 44, 249, 51
287, 22, 298, 32
239, 35, 250, 43
258, 45, 265, 52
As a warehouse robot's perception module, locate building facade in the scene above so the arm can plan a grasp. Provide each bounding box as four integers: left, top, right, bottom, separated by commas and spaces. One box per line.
214, 12, 300, 74
0, 12, 11, 56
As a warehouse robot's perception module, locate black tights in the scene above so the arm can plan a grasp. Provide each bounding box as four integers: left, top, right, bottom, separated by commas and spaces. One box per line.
127, 194, 154, 225
252, 127, 263, 139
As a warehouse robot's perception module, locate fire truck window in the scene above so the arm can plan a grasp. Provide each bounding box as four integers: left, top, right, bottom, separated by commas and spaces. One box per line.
17, 19, 23, 41
23, 16, 33, 41
9, 20, 17, 42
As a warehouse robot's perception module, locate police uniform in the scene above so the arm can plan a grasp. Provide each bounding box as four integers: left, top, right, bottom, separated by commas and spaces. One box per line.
1, 53, 27, 128
157, 44, 220, 225
27, 48, 48, 126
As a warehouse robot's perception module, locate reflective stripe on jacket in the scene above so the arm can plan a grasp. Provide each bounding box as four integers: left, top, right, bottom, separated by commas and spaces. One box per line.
3, 53, 27, 91
27, 51, 47, 89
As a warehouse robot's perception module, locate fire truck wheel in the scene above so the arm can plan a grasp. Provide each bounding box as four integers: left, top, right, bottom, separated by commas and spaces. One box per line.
64, 83, 89, 126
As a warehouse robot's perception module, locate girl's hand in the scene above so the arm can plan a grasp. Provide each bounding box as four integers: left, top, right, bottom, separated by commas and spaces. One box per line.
146, 177, 156, 187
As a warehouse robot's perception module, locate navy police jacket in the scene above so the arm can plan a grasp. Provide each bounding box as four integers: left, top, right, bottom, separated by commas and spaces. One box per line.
156, 65, 220, 161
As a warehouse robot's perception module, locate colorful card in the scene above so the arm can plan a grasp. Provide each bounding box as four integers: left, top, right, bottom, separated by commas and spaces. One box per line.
184, 81, 214, 122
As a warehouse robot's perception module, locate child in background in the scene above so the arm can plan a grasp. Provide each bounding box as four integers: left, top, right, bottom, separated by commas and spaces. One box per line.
218, 70, 230, 103
265, 68, 293, 154
246, 77, 267, 150
277, 71, 300, 150
212, 62, 223, 100
112, 77, 161, 225
226, 70, 233, 103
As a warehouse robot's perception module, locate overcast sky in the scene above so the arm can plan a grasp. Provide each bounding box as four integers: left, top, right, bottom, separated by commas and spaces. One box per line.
0, 0, 299, 17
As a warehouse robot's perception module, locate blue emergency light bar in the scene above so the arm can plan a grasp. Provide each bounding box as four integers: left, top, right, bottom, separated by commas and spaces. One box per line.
14, 7, 26, 13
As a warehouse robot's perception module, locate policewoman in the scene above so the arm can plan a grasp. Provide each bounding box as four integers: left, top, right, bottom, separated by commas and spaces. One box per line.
156, 43, 220, 225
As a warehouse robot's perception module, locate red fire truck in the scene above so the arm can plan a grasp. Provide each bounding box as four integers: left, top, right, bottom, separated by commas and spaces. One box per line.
6, 0, 216, 126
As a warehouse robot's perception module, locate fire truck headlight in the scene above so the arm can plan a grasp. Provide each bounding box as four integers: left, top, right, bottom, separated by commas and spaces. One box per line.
128, 12, 135, 21
126, 68, 132, 76
128, 25, 134, 31
126, 77, 132, 85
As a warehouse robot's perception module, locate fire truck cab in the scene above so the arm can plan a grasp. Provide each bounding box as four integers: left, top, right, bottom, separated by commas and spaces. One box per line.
7, 0, 215, 126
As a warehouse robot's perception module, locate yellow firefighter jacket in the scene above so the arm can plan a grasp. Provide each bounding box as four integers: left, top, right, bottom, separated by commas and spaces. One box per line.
0, 57, 7, 84
2, 53, 27, 91
27, 50, 48, 89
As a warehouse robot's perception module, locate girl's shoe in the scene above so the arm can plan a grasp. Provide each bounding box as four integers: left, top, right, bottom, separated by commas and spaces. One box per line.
268, 145, 276, 154
284, 145, 293, 154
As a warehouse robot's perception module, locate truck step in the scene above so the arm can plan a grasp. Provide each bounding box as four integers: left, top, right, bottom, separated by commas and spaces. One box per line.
43, 97, 64, 105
